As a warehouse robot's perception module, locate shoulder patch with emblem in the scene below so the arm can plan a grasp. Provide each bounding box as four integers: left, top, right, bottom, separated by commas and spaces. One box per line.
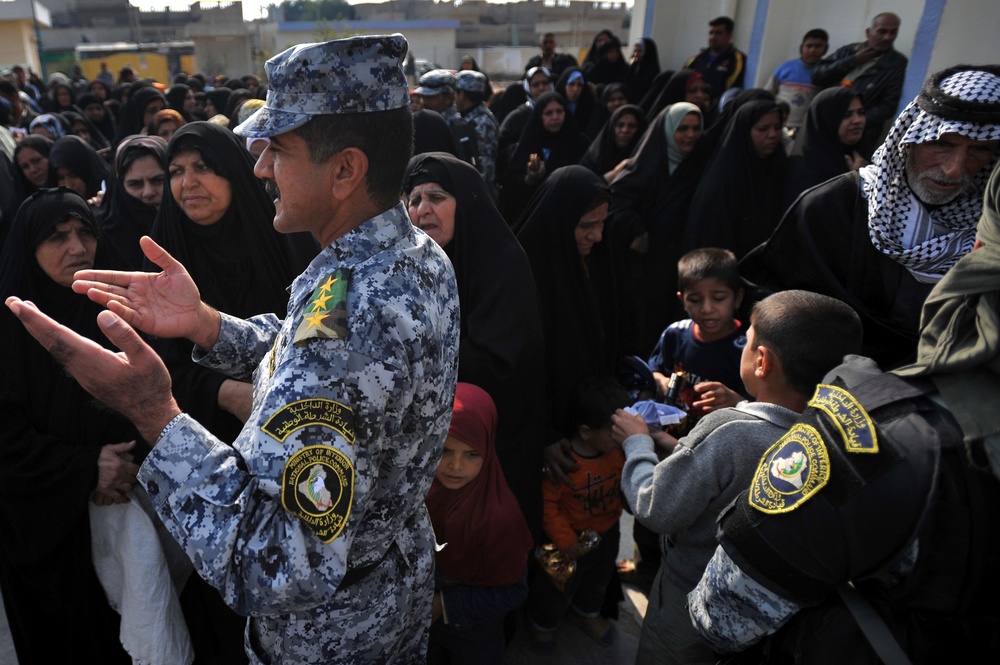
261, 398, 356, 444
808, 384, 878, 453
282, 445, 354, 543
749, 423, 830, 514
293, 269, 349, 345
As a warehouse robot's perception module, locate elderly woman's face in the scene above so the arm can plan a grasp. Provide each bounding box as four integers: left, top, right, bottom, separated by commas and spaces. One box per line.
406, 181, 456, 247
35, 217, 97, 287
168, 148, 232, 226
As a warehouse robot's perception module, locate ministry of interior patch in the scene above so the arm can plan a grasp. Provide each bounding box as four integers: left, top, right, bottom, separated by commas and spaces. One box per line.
294, 269, 349, 345
261, 398, 356, 444
749, 423, 830, 514
281, 445, 354, 543
807, 384, 878, 453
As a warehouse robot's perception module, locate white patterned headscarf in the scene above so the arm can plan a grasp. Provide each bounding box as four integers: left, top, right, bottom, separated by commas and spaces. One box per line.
860, 66, 1000, 282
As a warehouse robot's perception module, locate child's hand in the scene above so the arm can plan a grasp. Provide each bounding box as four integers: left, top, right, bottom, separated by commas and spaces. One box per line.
562, 541, 587, 562
611, 408, 649, 444
691, 382, 743, 412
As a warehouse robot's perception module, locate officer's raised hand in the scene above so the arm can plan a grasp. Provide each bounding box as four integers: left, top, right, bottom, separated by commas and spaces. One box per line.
5, 298, 181, 443
73, 235, 222, 350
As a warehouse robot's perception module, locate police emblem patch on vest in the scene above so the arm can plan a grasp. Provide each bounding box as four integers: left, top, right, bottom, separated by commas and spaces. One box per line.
749, 424, 830, 514
262, 398, 356, 444
808, 384, 878, 453
293, 269, 349, 345
281, 445, 354, 543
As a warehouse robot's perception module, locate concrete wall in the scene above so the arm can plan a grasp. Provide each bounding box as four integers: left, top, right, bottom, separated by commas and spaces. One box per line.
0, 20, 40, 71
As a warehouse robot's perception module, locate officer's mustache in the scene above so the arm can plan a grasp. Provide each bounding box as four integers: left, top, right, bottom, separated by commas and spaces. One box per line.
265, 179, 280, 200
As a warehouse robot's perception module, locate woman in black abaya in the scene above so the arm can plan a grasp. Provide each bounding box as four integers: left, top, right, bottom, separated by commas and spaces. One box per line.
555, 67, 599, 138
48, 135, 112, 200
784, 86, 867, 207
584, 35, 630, 89
111, 85, 167, 150
579, 103, 648, 182
627, 37, 661, 103
500, 91, 588, 225
100, 135, 167, 269
685, 99, 789, 259
0, 188, 141, 665
402, 151, 547, 541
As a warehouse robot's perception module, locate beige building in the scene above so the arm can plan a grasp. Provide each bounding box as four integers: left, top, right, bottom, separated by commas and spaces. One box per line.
0, 0, 51, 73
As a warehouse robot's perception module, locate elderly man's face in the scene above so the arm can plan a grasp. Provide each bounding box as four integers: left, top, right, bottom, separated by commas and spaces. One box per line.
866, 14, 900, 52
905, 133, 999, 205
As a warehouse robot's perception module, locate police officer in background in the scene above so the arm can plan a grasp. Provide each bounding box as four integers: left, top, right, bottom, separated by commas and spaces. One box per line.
7, 34, 461, 664
455, 69, 500, 201
687, 162, 1000, 662
416, 69, 481, 169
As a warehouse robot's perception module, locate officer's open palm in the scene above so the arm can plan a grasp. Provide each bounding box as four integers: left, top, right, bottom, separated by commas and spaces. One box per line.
72, 236, 210, 343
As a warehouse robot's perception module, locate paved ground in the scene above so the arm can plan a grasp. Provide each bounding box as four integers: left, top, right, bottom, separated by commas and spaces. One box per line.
504, 511, 649, 664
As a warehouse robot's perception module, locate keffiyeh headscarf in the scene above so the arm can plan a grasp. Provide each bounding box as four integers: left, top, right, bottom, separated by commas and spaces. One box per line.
861, 66, 1000, 282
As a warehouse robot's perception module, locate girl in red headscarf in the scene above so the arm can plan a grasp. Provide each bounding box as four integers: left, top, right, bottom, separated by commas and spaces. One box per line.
425, 383, 534, 665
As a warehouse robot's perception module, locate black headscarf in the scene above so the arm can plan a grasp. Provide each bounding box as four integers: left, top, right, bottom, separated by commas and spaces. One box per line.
165, 83, 195, 122
582, 29, 616, 68
686, 99, 789, 258
12, 135, 53, 198
413, 109, 461, 157
48, 135, 111, 199
61, 109, 111, 154
223, 88, 252, 122
643, 68, 703, 123
111, 86, 166, 150
402, 152, 547, 539
76, 92, 117, 144
784, 87, 864, 207
42, 80, 78, 114
0, 188, 141, 661
586, 81, 634, 137
205, 87, 232, 119
101, 135, 167, 269
515, 165, 625, 438
579, 103, 648, 177
584, 36, 630, 88
150, 121, 318, 319
627, 37, 662, 102
555, 67, 599, 138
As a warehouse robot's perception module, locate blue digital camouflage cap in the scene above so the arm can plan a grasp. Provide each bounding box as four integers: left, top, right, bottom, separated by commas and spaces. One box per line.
414, 69, 456, 96
455, 70, 487, 94
234, 33, 410, 138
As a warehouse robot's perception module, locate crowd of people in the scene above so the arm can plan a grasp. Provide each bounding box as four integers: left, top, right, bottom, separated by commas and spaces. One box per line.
0, 13, 999, 665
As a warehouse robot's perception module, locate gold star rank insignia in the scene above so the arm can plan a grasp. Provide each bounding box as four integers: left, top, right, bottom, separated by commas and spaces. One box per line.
294, 269, 350, 345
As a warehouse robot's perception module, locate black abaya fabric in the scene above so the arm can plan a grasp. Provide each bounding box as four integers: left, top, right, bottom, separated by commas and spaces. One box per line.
584, 37, 630, 89
685, 99, 789, 258
165, 83, 195, 122
77, 92, 118, 144
61, 109, 111, 154
413, 109, 461, 157
784, 86, 863, 208
585, 81, 634, 137
48, 134, 112, 199
627, 38, 661, 103
514, 165, 626, 440
403, 152, 548, 541
100, 134, 167, 269
0, 188, 137, 664
579, 104, 648, 178
11, 135, 52, 203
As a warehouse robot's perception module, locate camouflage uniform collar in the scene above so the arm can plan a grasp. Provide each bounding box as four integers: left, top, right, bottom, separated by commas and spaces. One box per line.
289, 202, 414, 302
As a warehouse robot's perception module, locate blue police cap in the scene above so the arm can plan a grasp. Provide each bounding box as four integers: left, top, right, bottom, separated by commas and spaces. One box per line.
234, 34, 410, 138
414, 69, 456, 96
455, 70, 487, 94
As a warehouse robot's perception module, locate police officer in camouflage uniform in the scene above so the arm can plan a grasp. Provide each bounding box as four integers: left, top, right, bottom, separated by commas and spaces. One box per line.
7, 34, 460, 665
455, 70, 500, 201
416, 69, 481, 170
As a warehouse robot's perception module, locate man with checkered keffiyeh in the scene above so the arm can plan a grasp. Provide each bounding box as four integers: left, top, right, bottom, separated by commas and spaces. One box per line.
741, 64, 1000, 370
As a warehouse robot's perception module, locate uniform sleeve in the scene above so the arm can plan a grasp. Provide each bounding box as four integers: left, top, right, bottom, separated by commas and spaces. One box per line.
688, 545, 802, 653
140, 319, 405, 616
193, 312, 282, 382
542, 477, 579, 551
